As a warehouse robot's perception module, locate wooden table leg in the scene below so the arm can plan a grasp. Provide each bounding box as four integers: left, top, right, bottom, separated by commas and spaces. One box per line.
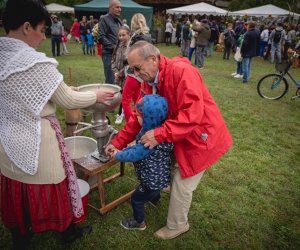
99, 190, 135, 214
120, 162, 125, 176
97, 172, 106, 209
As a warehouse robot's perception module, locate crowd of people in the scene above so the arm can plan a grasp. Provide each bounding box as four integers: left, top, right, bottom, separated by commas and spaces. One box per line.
1, 0, 299, 248
49, 7, 300, 85
168, 16, 300, 83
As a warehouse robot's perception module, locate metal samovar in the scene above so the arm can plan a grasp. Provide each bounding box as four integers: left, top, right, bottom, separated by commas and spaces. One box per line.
73, 83, 121, 162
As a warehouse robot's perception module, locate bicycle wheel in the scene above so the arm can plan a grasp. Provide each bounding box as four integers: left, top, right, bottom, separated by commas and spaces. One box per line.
257, 74, 289, 100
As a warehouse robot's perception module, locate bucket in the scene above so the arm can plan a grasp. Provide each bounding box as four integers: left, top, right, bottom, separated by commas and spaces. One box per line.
74, 179, 90, 224
64, 136, 97, 160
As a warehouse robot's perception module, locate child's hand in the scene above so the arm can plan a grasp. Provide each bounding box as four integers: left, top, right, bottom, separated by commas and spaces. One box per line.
105, 144, 119, 158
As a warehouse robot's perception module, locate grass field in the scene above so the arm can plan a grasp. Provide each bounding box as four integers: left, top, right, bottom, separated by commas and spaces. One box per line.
1, 30, 300, 249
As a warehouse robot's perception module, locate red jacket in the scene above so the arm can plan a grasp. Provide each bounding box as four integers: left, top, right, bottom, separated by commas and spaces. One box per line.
122, 75, 141, 122
111, 55, 233, 178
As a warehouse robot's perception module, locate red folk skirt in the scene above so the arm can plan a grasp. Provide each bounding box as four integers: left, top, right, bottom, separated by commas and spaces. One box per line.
0, 175, 73, 235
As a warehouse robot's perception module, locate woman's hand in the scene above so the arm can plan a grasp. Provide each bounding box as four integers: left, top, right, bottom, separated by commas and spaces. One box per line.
96, 90, 114, 105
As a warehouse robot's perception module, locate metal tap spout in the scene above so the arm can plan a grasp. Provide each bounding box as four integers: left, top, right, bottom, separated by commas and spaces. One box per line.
73, 122, 100, 135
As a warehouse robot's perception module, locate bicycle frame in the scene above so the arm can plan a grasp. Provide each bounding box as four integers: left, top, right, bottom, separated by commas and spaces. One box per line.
285, 71, 300, 88
273, 61, 300, 90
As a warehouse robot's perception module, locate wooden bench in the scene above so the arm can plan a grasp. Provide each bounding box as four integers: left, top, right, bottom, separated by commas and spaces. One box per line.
74, 156, 135, 214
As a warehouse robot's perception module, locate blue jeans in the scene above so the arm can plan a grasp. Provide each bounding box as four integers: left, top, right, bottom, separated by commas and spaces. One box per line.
195, 46, 206, 68
206, 41, 215, 57
131, 187, 160, 224
242, 57, 252, 82
181, 39, 190, 57
270, 43, 282, 64
259, 41, 268, 57
236, 61, 243, 75
188, 47, 197, 64
51, 35, 61, 56
101, 53, 114, 84
80, 35, 87, 54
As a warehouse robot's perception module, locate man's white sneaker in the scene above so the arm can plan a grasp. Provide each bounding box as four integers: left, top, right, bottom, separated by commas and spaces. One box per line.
231, 72, 237, 76
234, 74, 243, 78
115, 114, 124, 124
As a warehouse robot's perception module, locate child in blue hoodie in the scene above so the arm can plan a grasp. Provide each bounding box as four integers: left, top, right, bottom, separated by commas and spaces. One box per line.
114, 94, 173, 230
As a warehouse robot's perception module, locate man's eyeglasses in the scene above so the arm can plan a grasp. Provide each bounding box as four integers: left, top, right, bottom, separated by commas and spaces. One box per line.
129, 56, 152, 73
129, 65, 142, 72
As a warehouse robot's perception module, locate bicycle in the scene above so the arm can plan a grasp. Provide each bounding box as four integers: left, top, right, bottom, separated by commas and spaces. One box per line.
257, 51, 300, 100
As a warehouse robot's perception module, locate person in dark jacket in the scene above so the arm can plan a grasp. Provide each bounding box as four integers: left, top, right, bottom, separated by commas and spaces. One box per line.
192, 19, 211, 69
223, 23, 235, 60
175, 20, 182, 47
240, 21, 260, 83
114, 95, 173, 230
180, 19, 191, 57
98, 0, 122, 84
206, 20, 219, 57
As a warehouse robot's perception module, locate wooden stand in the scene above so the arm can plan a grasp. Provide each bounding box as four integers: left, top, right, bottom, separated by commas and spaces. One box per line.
74, 156, 135, 214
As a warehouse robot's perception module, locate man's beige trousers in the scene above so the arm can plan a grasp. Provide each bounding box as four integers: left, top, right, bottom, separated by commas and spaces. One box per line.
167, 164, 205, 230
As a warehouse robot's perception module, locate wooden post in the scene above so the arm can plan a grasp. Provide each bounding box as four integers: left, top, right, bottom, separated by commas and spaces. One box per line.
64, 109, 82, 136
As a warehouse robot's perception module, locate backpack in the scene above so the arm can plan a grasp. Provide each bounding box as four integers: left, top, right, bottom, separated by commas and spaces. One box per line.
224, 30, 233, 46
273, 30, 282, 43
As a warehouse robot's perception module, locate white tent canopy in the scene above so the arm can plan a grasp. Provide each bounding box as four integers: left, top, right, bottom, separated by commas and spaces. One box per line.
166, 2, 228, 16
46, 3, 74, 14
228, 4, 300, 18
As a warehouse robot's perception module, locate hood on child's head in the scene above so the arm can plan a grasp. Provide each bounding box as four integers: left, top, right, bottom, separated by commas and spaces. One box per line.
136, 94, 168, 132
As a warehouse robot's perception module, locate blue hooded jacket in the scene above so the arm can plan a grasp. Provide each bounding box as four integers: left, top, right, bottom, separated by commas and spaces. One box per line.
115, 94, 173, 190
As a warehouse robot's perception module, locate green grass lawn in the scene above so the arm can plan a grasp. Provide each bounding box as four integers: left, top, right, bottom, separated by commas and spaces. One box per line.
1, 29, 300, 249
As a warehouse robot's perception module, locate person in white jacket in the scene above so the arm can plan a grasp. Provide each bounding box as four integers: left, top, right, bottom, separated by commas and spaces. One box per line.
259, 24, 269, 57
165, 19, 174, 46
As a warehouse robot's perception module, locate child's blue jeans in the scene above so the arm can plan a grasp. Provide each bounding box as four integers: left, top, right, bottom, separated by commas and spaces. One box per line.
131, 186, 160, 224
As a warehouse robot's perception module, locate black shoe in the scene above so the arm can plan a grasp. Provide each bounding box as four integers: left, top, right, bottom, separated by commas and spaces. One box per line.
10, 228, 33, 250
61, 224, 92, 245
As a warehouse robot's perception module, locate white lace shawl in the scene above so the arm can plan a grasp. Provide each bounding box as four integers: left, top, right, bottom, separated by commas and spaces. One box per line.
0, 37, 63, 175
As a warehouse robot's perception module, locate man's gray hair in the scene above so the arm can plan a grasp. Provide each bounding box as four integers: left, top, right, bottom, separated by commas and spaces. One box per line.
128, 41, 160, 59
109, 0, 120, 8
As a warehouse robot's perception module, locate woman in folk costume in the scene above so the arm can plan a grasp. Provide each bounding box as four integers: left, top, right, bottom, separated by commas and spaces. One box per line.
0, 0, 114, 248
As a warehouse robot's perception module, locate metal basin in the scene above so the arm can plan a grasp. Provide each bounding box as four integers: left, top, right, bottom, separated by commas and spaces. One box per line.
65, 136, 97, 160
78, 83, 121, 113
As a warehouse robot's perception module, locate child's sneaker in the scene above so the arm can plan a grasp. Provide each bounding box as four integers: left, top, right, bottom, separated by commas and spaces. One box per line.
120, 217, 146, 230
115, 113, 124, 124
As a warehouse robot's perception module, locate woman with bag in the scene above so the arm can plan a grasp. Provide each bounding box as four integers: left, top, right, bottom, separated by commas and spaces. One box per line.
231, 22, 248, 79
232, 34, 244, 78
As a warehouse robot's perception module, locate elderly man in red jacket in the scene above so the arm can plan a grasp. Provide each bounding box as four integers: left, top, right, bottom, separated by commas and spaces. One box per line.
105, 41, 233, 239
